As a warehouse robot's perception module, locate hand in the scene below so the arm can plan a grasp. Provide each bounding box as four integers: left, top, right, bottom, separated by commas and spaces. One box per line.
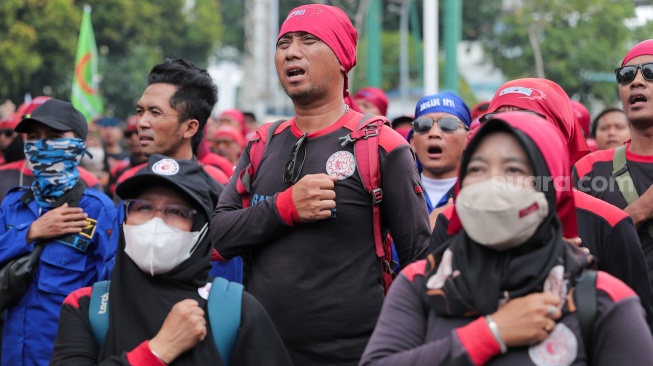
562, 236, 589, 254
429, 198, 453, 231
625, 185, 653, 228
149, 299, 207, 364
490, 292, 562, 347
26, 203, 88, 242
292, 174, 338, 223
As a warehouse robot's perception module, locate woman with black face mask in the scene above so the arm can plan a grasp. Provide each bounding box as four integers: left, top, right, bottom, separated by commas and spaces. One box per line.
359, 112, 653, 366
51, 155, 291, 366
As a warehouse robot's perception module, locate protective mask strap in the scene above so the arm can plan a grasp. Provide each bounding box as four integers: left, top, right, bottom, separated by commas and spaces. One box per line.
189, 223, 209, 255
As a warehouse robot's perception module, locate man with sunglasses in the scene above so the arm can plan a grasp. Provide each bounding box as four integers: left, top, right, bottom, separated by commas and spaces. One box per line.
408, 92, 471, 229
211, 4, 430, 365
574, 40, 653, 294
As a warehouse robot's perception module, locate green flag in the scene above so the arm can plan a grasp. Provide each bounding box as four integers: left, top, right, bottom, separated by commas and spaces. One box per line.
72, 5, 103, 122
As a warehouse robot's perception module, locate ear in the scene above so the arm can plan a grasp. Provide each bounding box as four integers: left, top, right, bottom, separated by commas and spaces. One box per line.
340, 64, 346, 74
409, 134, 416, 149
182, 119, 200, 140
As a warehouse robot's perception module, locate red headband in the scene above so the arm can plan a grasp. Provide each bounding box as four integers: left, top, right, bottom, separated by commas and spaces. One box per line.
278, 4, 357, 97
622, 39, 653, 66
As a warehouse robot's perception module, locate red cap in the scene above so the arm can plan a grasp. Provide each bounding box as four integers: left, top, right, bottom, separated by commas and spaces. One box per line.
212, 125, 244, 147
125, 115, 138, 132
0, 114, 19, 131
219, 109, 247, 137
16, 96, 52, 119
470, 101, 491, 121
622, 39, 653, 66
279, 4, 357, 97
353, 87, 389, 116
570, 100, 590, 137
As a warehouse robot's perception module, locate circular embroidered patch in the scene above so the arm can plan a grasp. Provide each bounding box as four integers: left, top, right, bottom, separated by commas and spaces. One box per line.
529, 323, 577, 366
152, 159, 180, 175
326, 151, 356, 180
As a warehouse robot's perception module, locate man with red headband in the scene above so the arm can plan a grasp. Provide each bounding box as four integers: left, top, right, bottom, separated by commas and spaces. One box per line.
211, 4, 429, 364
574, 40, 653, 291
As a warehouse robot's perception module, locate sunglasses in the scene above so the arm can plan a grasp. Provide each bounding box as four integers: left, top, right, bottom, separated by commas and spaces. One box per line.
123, 131, 137, 138
0, 130, 13, 138
615, 63, 653, 85
212, 139, 236, 149
412, 117, 467, 134
283, 133, 308, 184
479, 110, 546, 124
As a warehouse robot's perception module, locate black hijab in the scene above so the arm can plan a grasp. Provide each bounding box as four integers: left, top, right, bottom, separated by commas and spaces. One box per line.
425, 113, 593, 317
101, 155, 224, 364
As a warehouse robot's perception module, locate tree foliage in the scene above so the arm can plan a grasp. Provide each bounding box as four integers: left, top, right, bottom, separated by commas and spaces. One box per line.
0, 0, 223, 119
480, 0, 636, 104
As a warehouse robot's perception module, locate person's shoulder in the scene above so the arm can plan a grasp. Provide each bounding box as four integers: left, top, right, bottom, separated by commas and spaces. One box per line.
116, 163, 147, 185
378, 124, 409, 153
574, 148, 616, 178
62, 286, 93, 309
82, 188, 116, 209
572, 189, 628, 228
400, 259, 427, 282
2, 187, 29, 205
0, 160, 28, 172
595, 270, 637, 304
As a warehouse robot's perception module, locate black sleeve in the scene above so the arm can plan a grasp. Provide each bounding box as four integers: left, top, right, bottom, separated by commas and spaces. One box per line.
593, 296, 653, 365
50, 296, 132, 366
601, 217, 653, 332
210, 144, 292, 259
429, 213, 452, 253
231, 292, 292, 365
380, 145, 430, 266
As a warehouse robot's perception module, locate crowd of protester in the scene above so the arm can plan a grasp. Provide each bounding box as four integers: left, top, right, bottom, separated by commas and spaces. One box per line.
1, 3, 653, 365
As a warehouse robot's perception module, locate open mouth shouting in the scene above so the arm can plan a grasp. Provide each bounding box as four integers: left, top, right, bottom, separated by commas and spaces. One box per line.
285, 66, 306, 82
629, 92, 648, 109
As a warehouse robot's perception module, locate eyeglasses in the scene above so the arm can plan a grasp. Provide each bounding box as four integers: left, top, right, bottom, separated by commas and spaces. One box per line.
283, 133, 308, 184
479, 110, 546, 124
615, 63, 653, 85
412, 117, 468, 134
0, 130, 13, 138
123, 131, 137, 138
125, 199, 197, 230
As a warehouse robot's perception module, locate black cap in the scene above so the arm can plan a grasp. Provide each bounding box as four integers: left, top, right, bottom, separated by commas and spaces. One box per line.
115, 155, 216, 220
15, 99, 88, 140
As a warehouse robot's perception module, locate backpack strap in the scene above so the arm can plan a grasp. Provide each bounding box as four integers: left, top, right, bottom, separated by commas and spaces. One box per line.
339, 114, 396, 293
612, 145, 653, 237
208, 277, 243, 366
89, 280, 111, 347
573, 269, 597, 359
236, 119, 286, 208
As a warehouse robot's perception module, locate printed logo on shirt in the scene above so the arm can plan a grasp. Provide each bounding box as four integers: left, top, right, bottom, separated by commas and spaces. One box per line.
286, 6, 322, 20
80, 218, 98, 239
498, 87, 547, 101
251, 194, 272, 206
198, 282, 211, 300
326, 151, 356, 180
152, 158, 180, 175
528, 322, 577, 366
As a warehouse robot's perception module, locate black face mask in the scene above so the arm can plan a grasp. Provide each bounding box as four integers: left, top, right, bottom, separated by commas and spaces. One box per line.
2, 134, 24, 163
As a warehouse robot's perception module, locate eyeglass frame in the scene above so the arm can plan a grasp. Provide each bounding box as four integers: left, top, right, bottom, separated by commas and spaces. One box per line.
615, 63, 653, 85
411, 117, 469, 134
283, 133, 308, 184
124, 199, 197, 230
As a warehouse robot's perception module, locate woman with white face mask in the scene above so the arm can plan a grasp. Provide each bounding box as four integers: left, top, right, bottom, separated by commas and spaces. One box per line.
359, 112, 653, 366
51, 155, 291, 366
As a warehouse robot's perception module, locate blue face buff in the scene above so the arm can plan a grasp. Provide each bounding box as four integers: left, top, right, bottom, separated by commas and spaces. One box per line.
24, 138, 86, 207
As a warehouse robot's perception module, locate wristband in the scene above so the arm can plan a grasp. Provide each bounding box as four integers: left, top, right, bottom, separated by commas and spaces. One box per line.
150, 348, 169, 365
485, 315, 508, 354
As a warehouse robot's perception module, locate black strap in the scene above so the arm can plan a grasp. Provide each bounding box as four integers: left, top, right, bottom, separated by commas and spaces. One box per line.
574, 269, 597, 359
264, 119, 287, 154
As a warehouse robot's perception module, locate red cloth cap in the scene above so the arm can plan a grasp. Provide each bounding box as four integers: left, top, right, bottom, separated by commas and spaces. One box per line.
16, 96, 52, 119
219, 109, 247, 137
622, 39, 653, 66
278, 4, 357, 97
0, 114, 20, 130
353, 87, 389, 116
448, 112, 578, 239
212, 125, 244, 147
569, 100, 590, 137
487, 78, 589, 167
125, 115, 138, 132
470, 101, 491, 120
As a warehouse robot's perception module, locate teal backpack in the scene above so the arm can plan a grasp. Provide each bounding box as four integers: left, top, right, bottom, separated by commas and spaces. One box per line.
88, 277, 243, 366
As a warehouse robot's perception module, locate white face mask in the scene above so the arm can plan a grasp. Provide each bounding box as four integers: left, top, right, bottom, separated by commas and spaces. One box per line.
123, 217, 207, 276
455, 179, 549, 251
